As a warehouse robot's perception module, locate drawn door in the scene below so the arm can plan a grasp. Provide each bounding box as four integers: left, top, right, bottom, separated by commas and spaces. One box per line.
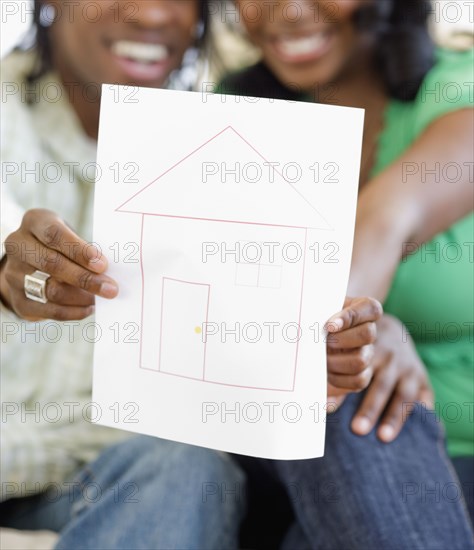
159, 278, 210, 380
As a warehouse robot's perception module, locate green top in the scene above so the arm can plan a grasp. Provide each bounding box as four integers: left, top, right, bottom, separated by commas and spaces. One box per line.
379, 48, 474, 457
220, 47, 474, 456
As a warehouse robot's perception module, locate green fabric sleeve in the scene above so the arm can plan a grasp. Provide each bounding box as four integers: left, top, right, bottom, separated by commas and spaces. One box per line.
413, 48, 474, 136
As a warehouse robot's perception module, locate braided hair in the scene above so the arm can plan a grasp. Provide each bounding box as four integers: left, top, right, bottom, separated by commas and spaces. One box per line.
28, 0, 212, 83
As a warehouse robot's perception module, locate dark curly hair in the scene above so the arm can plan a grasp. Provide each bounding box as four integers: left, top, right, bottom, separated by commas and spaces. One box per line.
355, 0, 435, 100
28, 0, 212, 83
219, 0, 436, 103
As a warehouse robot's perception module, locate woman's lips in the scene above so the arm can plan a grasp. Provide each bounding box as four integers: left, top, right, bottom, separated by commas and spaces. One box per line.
110, 40, 172, 82
271, 31, 333, 64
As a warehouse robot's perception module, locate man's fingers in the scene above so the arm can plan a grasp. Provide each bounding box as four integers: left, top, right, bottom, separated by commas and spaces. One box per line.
45, 280, 96, 307
25, 210, 107, 273
9, 270, 95, 307
20, 240, 118, 299
327, 321, 377, 349
351, 361, 398, 436
328, 366, 373, 392
13, 296, 95, 322
327, 395, 347, 414
325, 297, 382, 333
327, 346, 374, 375
377, 376, 419, 443
326, 383, 348, 398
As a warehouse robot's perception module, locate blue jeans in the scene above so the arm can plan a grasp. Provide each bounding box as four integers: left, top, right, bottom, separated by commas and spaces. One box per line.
451, 455, 474, 525
239, 393, 474, 550
0, 436, 245, 549
2, 398, 473, 549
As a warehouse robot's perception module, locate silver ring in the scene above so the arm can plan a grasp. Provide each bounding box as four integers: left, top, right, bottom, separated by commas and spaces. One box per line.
24, 270, 51, 304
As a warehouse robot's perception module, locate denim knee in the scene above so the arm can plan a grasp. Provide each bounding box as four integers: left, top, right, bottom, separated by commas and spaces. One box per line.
93, 435, 245, 490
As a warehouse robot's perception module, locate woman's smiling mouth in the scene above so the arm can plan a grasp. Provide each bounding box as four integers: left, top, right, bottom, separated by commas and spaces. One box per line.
271, 30, 333, 63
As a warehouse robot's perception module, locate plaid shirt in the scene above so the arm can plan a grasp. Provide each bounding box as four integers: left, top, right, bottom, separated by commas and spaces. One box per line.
1, 50, 131, 500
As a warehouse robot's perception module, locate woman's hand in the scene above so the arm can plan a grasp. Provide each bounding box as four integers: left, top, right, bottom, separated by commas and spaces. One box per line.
351, 314, 434, 442
0, 209, 118, 321
326, 296, 383, 407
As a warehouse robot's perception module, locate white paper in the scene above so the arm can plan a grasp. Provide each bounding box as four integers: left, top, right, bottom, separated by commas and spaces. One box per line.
92, 86, 364, 459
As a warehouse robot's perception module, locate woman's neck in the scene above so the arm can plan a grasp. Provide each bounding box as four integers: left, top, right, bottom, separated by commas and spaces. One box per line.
317, 49, 388, 187
317, 47, 387, 112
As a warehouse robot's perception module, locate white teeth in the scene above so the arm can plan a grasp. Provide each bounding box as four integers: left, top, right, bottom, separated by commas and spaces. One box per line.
279, 33, 327, 56
111, 41, 168, 63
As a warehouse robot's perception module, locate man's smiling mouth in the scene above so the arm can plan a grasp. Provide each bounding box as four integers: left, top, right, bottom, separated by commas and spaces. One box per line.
111, 40, 170, 65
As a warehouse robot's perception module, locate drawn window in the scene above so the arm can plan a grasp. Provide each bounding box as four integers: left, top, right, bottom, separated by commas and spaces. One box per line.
235, 241, 283, 289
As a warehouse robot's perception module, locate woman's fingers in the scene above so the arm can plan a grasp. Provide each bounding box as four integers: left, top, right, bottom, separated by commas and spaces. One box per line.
25, 209, 107, 273
377, 375, 420, 442
351, 356, 398, 436
343, 314, 436, 444
376, 379, 434, 443
418, 383, 435, 410
325, 297, 383, 333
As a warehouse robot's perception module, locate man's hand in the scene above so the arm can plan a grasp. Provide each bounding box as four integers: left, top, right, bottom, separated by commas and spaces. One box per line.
326, 296, 383, 406
1, 209, 118, 321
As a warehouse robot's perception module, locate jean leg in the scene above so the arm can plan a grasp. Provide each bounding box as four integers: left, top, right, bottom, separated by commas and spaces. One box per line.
271, 393, 473, 550
235, 455, 294, 548
451, 456, 474, 527
0, 490, 72, 532
280, 522, 312, 550
54, 436, 245, 550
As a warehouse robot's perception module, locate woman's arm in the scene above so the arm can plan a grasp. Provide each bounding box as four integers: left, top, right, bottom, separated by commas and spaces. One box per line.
349, 107, 474, 301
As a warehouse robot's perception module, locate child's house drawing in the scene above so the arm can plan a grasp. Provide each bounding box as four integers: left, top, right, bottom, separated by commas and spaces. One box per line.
116, 126, 331, 391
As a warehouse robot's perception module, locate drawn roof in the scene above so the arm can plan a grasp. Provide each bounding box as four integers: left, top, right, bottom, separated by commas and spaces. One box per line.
116, 126, 332, 230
